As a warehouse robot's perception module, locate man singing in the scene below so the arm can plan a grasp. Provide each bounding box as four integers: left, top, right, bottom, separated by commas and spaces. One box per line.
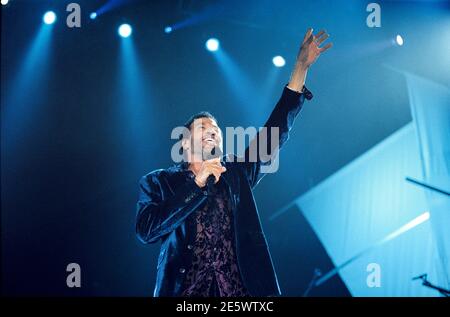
136, 28, 332, 297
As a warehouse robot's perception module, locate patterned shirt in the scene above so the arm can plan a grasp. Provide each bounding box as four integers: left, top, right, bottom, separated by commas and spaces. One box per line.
181, 177, 250, 297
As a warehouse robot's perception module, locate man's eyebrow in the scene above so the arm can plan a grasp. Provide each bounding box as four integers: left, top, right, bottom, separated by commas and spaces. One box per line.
197, 123, 218, 128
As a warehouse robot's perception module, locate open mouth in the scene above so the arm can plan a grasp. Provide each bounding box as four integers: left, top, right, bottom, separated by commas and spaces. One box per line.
203, 138, 216, 145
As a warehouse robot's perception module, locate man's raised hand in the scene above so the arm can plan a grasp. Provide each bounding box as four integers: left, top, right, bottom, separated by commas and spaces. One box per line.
297, 28, 332, 69
288, 28, 332, 92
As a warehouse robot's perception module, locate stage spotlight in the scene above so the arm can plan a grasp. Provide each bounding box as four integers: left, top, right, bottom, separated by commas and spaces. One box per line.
118, 24, 132, 38
43, 11, 56, 25
1, 0, 9, 6
396, 34, 404, 46
164, 26, 172, 34
206, 38, 219, 52
90, 12, 97, 20
272, 55, 286, 67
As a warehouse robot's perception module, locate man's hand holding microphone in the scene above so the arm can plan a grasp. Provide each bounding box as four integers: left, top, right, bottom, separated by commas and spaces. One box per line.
193, 157, 226, 188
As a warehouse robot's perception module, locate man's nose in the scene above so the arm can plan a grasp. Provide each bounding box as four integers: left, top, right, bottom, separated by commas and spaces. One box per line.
206, 129, 216, 138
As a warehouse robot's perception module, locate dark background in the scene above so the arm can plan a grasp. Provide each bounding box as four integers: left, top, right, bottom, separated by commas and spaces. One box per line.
1, 0, 449, 296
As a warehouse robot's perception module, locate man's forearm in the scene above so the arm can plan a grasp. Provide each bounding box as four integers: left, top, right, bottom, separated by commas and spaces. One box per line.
287, 62, 308, 92
287, 27, 332, 91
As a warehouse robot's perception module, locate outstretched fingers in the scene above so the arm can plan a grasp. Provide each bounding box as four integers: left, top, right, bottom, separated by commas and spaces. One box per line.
315, 32, 329, 46
302, 28, 313, 44
319, 42, 333, 53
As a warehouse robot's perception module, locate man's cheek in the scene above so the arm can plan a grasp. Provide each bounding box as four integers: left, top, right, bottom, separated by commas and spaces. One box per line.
192, 138, 203, 153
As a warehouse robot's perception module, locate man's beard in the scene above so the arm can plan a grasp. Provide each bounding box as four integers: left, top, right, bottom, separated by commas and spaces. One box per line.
188, 139, 222, 162
202, 145, 222, 161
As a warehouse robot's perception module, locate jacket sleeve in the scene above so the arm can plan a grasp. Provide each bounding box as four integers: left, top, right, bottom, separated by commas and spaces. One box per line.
135, 172, 207, 244
240, 85, 312, 188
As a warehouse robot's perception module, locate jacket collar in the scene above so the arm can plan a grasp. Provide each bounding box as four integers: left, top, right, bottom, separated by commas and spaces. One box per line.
168, 161, 194, 178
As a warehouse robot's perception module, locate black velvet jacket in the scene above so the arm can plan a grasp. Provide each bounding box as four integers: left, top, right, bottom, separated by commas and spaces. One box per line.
136, 85, 312, 297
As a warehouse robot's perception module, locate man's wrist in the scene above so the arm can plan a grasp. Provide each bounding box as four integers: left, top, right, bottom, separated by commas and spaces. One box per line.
288, 63, 308, 92
294, 61, 309, 73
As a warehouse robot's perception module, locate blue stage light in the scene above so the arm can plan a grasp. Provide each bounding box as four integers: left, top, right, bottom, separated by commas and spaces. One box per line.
43, 11, 56, 25
272, 55, 286, 67
205, 38, 219, 52
164, 26, 172, 34
90, 12, 97, 20
118, 24, 132, 38
1, 0, 9, 6
396, 34, 404, 46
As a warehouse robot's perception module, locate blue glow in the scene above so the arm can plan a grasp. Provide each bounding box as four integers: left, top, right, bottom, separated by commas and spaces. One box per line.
43, 11, 56, 25
116, 36, 156, 173
166, 2, 222, 32
272, 56, 286, 67
381, 212, 430, 244
211, 49, 262, 122
90, 12, 97, 20
205, 38, 219, 52
164, 26, 172, 34
396, 34, 404, 46
96, 0, 132, 16
3, 24, 53, 154
118, 24, 132, 38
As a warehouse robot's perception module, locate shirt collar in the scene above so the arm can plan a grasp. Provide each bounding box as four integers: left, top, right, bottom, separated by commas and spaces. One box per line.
173, 161, 195, 179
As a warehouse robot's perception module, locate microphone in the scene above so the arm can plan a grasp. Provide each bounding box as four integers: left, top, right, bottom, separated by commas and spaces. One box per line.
206, 174, 216, 188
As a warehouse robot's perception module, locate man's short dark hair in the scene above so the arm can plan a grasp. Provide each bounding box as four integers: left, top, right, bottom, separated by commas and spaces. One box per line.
179, 111, 218, 144
183, 111, 218, 131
